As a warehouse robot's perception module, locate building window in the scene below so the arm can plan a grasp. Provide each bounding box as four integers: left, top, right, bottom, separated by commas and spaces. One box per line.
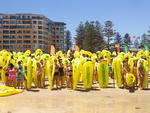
24, 36, 30, 39
23, 31, 30, 34
3, 21, 9, 24
10, 45, 16, 49
38, 26, 42, 29
38, 31, 43, 34
10, 31, 16, 34
10, 40, 16, 44
34, 36, 37, 39
3, 30, 9, 34
3, 36, 9, 39
60, 29, 64, 31
10, 16, 16, 19
3, 16, 9, 19
33, 40, 37, 43
24, 26, 31, 29
17, 40, 22, 43
38, 21, 42, 24
18, 45, 22, 48
3, 45, 9, 49
10, 26, 17, 29
39, 41, 43, 44
38, 45, 42, 49
23, 45, 31, 48
18, 36, 22, 39
10, 21, 16, 24
24, 40, 30, 43
3, 26, 9, 29
17, 20, 22, 24
60, 33, 64, 35
33, 31, 37, 33
33, 21, 37, 24
22, 21, 31, 24
17, 30, 22, 33
3, 40, 9, 44
38, 36, 43, 39
17, 25, 22, 28
10, 36, 16, 39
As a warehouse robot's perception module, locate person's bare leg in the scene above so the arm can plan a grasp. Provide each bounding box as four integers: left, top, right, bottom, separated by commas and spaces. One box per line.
67, 77, 69, 88
70, 77, 73, 89
21, 81, 23, 89
14, 81, 16, 89
57, 76, 59, 89
61, 76, 63, 87
53, 77, 56, 88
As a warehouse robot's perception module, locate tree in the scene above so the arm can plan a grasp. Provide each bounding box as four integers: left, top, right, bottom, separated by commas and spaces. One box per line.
114, 32, 122, 44
66, 30, 72, 50
124, 33, 131, 46
83, 22, 104, 52
75, 21, 105, 51
103, 21, 116, 50
95, 21, 105, 50
75, 22, 85, 49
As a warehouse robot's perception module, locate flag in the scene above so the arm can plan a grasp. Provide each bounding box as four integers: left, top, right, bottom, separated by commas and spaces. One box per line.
115, 44, 120, 48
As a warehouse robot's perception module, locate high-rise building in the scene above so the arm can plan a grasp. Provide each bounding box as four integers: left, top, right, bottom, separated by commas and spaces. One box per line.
50, 22, 66, 51
0, 14, 66, 53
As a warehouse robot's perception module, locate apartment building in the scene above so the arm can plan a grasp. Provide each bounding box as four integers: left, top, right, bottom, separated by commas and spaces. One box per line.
0, 14, 66, 53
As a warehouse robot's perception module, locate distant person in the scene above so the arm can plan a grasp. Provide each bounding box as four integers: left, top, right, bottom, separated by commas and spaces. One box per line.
23, 66, 28, 90
36, 62, 42, 88
53, 59, 59, 89
138, 61, 145, 89
122, 59, 130, 88
65, 62, 73, 89
58, 58, 64, 88
132, 60, 138, 88
16, 61, 24, 89
8, 63, 16, 88
40, 59, 46, 88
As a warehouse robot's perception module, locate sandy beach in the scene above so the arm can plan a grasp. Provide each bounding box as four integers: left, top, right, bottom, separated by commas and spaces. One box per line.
0, 79, 150, 113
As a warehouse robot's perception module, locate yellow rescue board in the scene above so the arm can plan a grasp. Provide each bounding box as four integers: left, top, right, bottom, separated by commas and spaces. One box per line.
82, 61, 93, 89
125, 73, 135, 87
97, 60, 109, 88
0, 86, 22, 97
46, 61, 54, 90
112, 58, 123, 87
72, 60, 82, 90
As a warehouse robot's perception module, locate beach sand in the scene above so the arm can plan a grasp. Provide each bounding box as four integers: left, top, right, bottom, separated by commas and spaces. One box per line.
0, 80, 150, 113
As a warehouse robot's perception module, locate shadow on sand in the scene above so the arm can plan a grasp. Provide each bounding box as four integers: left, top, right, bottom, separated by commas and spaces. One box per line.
141, 88, 150, 90
27, 89, 40, 92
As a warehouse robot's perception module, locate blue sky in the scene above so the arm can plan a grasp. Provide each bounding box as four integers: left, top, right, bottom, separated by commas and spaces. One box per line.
0, 0, 150, 37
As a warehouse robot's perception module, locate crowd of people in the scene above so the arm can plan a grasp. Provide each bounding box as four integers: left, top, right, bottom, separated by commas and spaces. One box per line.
0, 49, 149, 91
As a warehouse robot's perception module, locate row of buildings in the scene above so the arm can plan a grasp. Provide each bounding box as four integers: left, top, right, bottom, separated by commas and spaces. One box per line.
0, 14, 67, 53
